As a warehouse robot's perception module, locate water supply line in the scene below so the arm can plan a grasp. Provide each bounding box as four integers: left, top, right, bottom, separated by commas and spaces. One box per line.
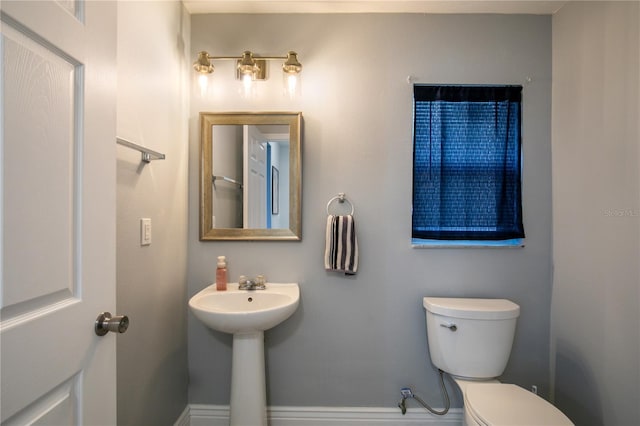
398, 369, 450, 416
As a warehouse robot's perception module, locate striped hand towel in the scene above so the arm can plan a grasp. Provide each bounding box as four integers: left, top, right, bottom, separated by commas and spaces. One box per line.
324, 214, 358, 275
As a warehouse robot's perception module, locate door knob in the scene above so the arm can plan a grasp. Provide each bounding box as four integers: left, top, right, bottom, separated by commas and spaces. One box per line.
95, 312, 129, 336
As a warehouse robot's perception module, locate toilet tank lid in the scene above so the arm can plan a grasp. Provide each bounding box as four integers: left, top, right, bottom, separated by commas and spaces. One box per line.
423, 297, 520, 320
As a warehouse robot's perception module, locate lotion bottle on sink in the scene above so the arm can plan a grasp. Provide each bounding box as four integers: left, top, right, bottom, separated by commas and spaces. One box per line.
216, 256, 227, 291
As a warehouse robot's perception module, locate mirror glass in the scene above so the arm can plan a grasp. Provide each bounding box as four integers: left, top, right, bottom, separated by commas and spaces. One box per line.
200, 112, 302, 240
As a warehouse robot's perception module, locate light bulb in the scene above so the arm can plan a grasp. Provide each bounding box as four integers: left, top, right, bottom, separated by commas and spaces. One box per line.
283, 72, 301, 98
198, 73, 209, 96
241, 72, 254, 98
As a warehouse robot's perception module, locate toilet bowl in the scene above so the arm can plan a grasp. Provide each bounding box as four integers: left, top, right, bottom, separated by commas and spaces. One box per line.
455, 379, 572, 426
423, 297, 573, 426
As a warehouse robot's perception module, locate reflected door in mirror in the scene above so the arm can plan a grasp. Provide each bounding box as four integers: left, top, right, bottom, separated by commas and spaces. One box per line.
212, 124, 289, 229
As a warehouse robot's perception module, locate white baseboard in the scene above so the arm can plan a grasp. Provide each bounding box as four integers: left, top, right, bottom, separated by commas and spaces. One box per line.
181, 404, 463, 426
174, 405, 191, 426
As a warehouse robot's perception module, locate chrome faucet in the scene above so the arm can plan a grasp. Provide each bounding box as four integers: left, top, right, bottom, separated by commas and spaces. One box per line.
239, 275, 266, 290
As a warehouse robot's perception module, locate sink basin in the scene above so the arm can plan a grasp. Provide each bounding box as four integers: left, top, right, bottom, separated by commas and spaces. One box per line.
189, 282, 299, 334
189, 282, 300, 425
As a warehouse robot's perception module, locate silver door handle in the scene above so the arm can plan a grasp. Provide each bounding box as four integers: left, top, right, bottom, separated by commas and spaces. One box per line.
95, 312, 129, 336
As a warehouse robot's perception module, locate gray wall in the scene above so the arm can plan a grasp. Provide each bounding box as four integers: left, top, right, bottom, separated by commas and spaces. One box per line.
551, 2, 640, 425
188, 14, 552, 409
116, 2, 190, 424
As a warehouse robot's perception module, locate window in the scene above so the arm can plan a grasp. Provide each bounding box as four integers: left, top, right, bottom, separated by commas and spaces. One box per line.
412, 85, 524, 244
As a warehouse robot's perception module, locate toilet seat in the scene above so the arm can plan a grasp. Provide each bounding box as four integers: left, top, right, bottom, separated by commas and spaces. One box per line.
465, 383, 573, 426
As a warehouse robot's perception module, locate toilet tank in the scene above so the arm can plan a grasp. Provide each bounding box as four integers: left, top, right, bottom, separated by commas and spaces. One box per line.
423, 297, 520, 380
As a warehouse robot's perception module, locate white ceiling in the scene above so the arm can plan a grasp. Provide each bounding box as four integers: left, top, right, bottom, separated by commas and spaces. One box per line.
183, 0, 568, 15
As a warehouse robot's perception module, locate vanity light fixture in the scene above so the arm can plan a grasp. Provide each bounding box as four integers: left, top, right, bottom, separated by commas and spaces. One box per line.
193, 50, 302, 98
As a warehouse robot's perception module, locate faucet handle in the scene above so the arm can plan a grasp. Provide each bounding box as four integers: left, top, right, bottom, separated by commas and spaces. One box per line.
256, 275, 266, 286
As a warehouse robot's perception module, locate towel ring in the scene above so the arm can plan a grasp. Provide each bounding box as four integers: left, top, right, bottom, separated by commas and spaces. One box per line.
326, 193, 354, 215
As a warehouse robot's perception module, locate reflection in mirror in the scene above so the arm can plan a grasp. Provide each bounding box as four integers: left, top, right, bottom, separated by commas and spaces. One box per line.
212, 124, 289, 229
200, 112, 302, 240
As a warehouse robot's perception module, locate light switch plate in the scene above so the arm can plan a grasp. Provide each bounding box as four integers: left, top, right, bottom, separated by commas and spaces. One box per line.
140, 218, 151, 246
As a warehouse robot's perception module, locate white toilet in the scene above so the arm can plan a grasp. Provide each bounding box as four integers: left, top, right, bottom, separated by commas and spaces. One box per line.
423, 297, 573, 426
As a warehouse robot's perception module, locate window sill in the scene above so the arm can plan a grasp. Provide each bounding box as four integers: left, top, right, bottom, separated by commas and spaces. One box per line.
411, 238, 524, 248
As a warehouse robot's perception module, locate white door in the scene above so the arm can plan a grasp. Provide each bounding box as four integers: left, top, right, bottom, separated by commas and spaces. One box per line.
1, 1, 117, 424
243, 125, 267, 228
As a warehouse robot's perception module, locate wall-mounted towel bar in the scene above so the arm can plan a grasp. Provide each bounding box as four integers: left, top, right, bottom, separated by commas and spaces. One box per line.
213, 175, 243, 189
116, 137, 166, 163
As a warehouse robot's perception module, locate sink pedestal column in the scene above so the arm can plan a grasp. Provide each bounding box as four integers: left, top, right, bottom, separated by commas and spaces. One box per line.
230, 331, 267, 426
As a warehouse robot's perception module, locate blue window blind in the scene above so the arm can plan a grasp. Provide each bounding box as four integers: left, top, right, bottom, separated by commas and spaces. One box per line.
412, 85, 524, 241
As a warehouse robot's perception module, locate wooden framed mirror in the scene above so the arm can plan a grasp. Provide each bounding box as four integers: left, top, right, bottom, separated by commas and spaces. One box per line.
200, 112, 302, 240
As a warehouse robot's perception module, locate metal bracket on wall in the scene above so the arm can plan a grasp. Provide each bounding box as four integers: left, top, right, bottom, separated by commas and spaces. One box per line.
116, 137, 166, 163
212, 174, 243, 189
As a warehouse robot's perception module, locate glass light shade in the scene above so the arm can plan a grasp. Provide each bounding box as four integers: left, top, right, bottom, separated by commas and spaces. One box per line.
198, 73, 209, 96
240, 72, 256, 98
283, 71, 301, 99
282, 51, 302, 98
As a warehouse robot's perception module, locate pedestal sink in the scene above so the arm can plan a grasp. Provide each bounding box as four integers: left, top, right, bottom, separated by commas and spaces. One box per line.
189, 282, 300, 426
